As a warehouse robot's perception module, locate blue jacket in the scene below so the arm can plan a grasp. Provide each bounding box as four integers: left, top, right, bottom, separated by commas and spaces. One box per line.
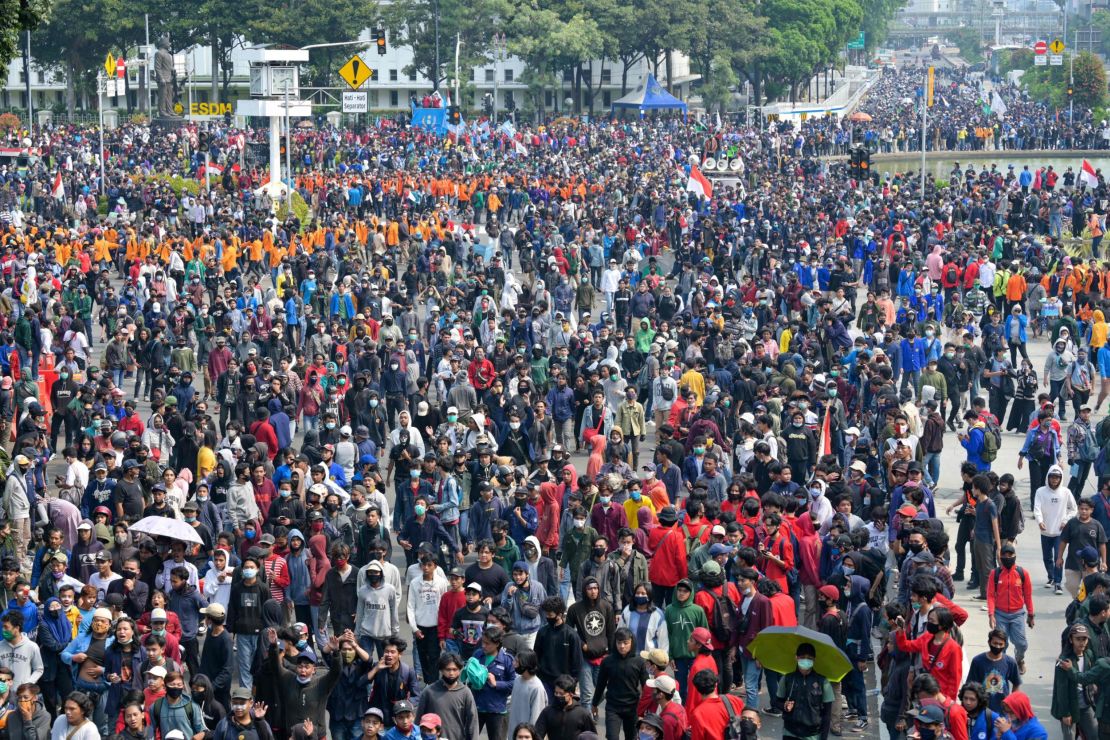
470, 646, 517, 713
545, 386, 575, 423
165, 584, 208, 639
962, 426, 991, 471
1004, 314, 1029, 344
327, 656, 373, 721
900, 337, 926, 373
103, 640, 147, 720
845, 576, 873, 663
499, 580, 547, 635
503, 503, 538, 547
3, 599, 38, 636
62, 628, 116, 675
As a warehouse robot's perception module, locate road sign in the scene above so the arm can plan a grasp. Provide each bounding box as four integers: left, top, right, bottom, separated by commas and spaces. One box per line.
1034, 39, 1048, 54
104, 52, 116, 78
116, 58, 126, 79
1034, 54, 1048, 66
342, 91, 368, 113
1050, 38, 1065, 54
338, 55, 371, 89
1050, 54, 1064, 65
105, 79, 117, 98
847, 32, 865, 50
926, 66, 935, 107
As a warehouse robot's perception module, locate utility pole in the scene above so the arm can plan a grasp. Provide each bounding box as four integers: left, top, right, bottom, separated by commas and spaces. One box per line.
492, 32, 505, 125
24, 31, 32, 127
97, 72, 106, 194
434, 0, 441, 90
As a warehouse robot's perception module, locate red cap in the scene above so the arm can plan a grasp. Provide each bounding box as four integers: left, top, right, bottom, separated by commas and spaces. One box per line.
690, 626, 714, 650
819, 585, 841, 602
897, 504, 918, 517
419, 715, 442, 730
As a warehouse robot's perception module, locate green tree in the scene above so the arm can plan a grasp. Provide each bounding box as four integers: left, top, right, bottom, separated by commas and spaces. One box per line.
0, 0, 50, 83
1073, 51, 1107, 109
949, 26, 983, 64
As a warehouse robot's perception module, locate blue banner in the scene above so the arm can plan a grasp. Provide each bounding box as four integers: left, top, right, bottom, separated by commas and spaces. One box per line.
412, 107, 447, 134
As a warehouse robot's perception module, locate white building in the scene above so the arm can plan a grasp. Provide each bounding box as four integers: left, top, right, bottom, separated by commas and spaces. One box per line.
2, 29, 698, 118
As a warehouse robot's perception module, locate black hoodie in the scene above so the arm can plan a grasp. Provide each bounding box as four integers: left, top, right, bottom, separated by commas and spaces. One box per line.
594, 649, 649, 712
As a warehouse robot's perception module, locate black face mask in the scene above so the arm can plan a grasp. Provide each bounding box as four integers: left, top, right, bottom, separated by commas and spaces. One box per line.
988, 645, 1004, 656
925, 623, 941, 635
546, 616, 560, 627
441, 674, 458, 686
1000, 556, 1017, 568
908, 542, 925, 554
166, 686, 184, 699
553, 695, 567, 709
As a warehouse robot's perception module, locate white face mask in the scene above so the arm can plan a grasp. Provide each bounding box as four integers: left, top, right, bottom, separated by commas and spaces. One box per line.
574, 519, 586, 529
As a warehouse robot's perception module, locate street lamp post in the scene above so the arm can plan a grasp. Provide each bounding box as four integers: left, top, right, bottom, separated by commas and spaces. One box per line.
434, 0, 441, 91
492, 33, 505, 126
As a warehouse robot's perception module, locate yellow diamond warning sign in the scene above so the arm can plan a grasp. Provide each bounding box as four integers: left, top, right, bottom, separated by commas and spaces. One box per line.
338, 54, 372, 89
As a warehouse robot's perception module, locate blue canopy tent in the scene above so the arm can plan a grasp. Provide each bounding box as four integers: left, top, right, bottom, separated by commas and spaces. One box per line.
610, 74, 687, 120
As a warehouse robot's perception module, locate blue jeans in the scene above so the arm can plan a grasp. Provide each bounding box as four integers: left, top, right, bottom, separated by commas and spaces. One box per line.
359, 635, 387, 660
1040, 534, 1062, 585
994, 609, 1029, 662
923, 452, 941, 488
843, 665, 868, 719
579, 663, 602, 710
236, 633, 259, 690
111, 367, 126, 388
674, 657, 692, 704
740, 654, 762, 708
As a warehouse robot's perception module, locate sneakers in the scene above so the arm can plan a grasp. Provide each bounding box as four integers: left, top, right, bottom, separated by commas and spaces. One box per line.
1055, 584, 1064, 595
851, 719, 870, 733
762, 707, 783, 717
1045, 581, 1055, 589
953, 572, 964, 582
972, 594, 987, 600
1018, 660, 1026, 675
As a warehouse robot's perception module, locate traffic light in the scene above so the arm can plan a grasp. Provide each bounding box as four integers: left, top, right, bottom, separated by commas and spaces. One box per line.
483, 93, 493, 116
447, 105, 461, 125
849, 146, 870, 180
1068, 86, 1074, 97
375, 28, 387, 55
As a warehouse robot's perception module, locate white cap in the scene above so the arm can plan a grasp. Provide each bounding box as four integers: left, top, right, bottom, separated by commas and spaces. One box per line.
151, 608, 168, 621
146, 665, 168, 678
711, 525, 726, 536
92, 608, 113, 621
340, 425, 352, 437
447, 406, 459, 415
466, 582, 483, 592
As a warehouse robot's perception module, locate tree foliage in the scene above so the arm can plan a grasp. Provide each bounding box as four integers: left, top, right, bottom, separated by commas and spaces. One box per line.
1022, 51, 1106, 110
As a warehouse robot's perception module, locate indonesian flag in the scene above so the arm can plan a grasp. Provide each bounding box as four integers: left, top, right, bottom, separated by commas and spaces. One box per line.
1081, 159, 1100, 189
687, 165, 712, 199
50, 172, 64, 200
819, 406, 833, 456
513, 139, 528, 156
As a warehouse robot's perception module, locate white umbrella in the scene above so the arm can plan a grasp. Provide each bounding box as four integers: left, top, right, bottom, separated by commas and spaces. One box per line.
128, 516, 204, 545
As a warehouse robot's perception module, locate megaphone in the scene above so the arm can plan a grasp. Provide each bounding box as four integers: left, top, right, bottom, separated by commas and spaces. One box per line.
703, 159, 717, 171
729, 158, 743, 172
717, 158, 729, 171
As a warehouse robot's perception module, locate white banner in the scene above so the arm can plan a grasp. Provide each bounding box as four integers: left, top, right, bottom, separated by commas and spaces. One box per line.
342, 91, 368, 113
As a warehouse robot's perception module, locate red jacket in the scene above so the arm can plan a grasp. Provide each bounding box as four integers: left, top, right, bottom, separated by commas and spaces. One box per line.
467, 358, 495, 390
896, 630, 963, 699
686, 653, 718, 716
437, 589, 467, 640
249, 419, 279, 460
647, 524, 687, 586
940, 262, 962, 289
691, 694, 745, 740
933, 593, 969, 626
986, 564, 1034, 617
769, 592, 798, 626
962, 260, 981, 290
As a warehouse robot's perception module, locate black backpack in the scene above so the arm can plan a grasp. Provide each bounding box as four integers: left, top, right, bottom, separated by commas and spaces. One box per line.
707, 585, 737, 644
720, 692, 747, 740
660, 378, 675, 402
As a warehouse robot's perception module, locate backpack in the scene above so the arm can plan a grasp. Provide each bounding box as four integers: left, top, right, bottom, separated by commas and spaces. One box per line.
992, 565, 1025, 593
1028, 426, 1055, 460
1080, 425, 1101, 462
660, 377, 675, 402
682, 523, 709, 556
719, 692, 747, 740
707, 585, 737, 644
945, 264, 958, 284
980, 425, 999, 463
661, 703, 691, 740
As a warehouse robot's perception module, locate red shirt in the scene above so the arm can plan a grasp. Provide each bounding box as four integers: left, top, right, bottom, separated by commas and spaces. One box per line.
694, 583, 741, 633
769, 592, 798, 626
896, 630, 963, 700
691, 694, 745, 740
758, 532, 795, 593
686, 653, 719, 716
437, 589, 467, 640
647, 525, 687, 587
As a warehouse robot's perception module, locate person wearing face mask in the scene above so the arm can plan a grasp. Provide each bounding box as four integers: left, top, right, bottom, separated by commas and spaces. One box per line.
534, 674, 595, 740
894, 606, 963, 699
226, 557, 272, 692
211, 688, 272, 740
264, 628, 343, 739
415, 653, 479, 740
776, 643, 833, 740
357, 562, 400, 659
966, 630, 1021, 715
985, 544, 1034, 675
325, 632, 374, 740
559, 506, 599, 597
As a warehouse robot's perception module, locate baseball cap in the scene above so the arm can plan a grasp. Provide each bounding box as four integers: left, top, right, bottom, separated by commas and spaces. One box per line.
146, 665, 168, 678
151, 608, 168, 621
419, 715, 442, 730
448, 566, 466, 578
1071, 624, 1091, 638
897, 504, 919, 517
711, 525, 726, 537
295, 649, 318, 663
639, 648, 669, 667
690, 626, 713, 649
818, 585, 841, 602
231, 687, 252, 701
466, 582, 483, 593
201, 603, 227, 619
77, 520, 93, 531
165, 731, 186, 740
95, 551, 112, 562
910, 705, 946, 726
392, 701, 415, 716
646, 675, 678, 695
364, 708, 385, 719
259, 533, 276, 546
708, 543, 733, 556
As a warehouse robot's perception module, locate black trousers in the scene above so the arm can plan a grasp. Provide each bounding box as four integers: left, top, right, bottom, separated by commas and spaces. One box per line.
414, 625, 441, 684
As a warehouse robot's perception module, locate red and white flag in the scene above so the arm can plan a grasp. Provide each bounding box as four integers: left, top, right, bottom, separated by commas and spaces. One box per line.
1081, 159, 1100, 189
686, 165, 712, 199
50, 172, 64, 200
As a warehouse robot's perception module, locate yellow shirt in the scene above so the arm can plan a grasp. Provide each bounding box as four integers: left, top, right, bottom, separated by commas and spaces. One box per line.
679, 369, 706, 406
623, 496, 656, 528
197, 446, 217, 480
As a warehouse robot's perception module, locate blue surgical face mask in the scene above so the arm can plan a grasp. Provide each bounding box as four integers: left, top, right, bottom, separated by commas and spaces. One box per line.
842, 566, 855, 577
797, 658, 814, 671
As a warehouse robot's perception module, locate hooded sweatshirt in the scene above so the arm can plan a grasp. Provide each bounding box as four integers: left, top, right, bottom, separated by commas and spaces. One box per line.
567, 577, 616, 660
523, 535, 558, 597
1000, 692, 1047, 740
286, 529, 311, 606
356, 577, 399, 639
663, 580, 709, 660
1034, 465, 1078, 537
844, 575, 874, 663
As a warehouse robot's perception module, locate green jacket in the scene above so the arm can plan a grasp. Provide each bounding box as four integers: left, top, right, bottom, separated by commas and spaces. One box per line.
494, 538, 521, 575
1053, 645, 1098, 721
560, 526, 599, 581
664, 595, 708, 660
1068, 652, 1110, 721
917, 369, 948, 399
